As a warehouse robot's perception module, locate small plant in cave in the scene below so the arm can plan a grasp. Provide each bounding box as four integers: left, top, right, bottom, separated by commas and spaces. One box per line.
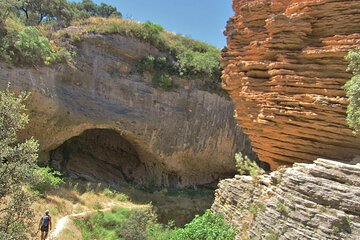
235, 152, 263, 177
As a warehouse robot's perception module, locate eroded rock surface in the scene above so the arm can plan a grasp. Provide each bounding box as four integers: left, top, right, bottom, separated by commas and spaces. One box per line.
212, 158, 360, 240
0, 34, 254, 187
222, 0, 360, 169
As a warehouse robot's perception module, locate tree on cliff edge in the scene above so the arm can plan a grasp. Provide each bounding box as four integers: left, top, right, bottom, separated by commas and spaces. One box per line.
0, 88, 39, 240
345, 49, 360, 134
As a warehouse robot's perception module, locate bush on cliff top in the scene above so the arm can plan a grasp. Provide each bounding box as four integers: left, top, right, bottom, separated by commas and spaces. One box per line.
0, 0, 221, 88
72, 17, 221, 83
345, 49, 360, 134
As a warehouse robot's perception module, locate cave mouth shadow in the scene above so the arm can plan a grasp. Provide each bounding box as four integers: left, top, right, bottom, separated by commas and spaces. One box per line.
50, 128, 146, 186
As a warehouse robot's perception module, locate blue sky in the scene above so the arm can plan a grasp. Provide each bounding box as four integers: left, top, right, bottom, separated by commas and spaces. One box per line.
78, 0, 233, 48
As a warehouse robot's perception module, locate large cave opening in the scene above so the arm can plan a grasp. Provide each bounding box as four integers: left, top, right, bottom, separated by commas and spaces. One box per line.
50, 129, 146, 185
49, 128, 215, 226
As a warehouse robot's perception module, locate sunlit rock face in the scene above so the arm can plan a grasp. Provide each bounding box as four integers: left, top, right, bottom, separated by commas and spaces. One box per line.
0, 34, 255, 187
222, 0, 360, 169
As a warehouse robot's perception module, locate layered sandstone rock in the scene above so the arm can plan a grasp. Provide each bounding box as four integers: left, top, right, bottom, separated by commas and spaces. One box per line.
212, 158, 360, 240
222, 0, 360, 169
0, 34, 254, 187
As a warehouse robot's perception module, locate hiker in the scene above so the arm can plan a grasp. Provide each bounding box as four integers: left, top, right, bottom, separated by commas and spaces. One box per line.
39, 210, 52, 240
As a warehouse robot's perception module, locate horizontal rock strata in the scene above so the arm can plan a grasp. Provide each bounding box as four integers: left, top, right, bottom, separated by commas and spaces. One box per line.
222, 0, 360, 169
0, 34, 255, 187
212, 158, 360, 240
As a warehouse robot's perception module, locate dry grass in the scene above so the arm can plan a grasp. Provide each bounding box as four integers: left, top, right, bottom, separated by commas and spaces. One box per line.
57, 220, 82, 240
31, 184, 135, 239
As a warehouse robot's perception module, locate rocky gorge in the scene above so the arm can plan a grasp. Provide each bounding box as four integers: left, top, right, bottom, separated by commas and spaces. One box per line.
212, 0, 360, 239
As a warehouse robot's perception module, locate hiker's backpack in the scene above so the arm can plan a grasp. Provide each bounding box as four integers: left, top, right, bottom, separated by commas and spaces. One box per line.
41, 215, 50, 227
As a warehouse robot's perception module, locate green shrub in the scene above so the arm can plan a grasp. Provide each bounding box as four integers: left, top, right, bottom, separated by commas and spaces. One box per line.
118, 208, 157, 240
275, 202, 289, 216
0, 88, 39, 239
177, 49, 221, 77
75, 207, 159, 240
30, 167, 64, 196
116, 193, 129, 202
134, 21, 165, 47
14, 26, 56, 64
170, 210, 236, 240
265, 233, 280, 240
249, 202, 266, 216
147, 222, 176, 240
137, 55, 156, 72
102, 187, 115, 197
345, 48, 360, 133
92, 202, 102, 210
153, 72, 175, 90
235, 152, 263, 177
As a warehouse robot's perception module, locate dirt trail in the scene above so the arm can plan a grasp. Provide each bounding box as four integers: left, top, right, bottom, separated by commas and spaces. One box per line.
46, 202, 143, 240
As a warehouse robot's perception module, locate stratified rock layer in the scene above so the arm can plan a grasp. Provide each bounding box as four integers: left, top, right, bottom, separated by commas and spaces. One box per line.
222, 0, 360, 169
0, 34, 254, 187
212, 159, 360, 240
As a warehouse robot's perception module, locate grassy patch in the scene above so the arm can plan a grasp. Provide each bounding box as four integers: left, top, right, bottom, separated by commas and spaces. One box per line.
235, 152, 264, 177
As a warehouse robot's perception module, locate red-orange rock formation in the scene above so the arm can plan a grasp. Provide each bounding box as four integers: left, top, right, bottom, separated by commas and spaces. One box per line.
222, 0, 360, 169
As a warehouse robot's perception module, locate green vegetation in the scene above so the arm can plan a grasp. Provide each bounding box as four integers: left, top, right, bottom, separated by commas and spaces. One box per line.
74, 207, 157, 240
0, 22, 74, 64
235, 152, 263, 177
72, 17, 221, 88
265, 233, 280, 240
249, 202, 266, 216
153, 72, 175, 90
345, 48, 360, 133
172, 209, 236, 240
0, 0, 119, 65
75, 208, 235, 240
0, 88, 39, 239
30, 167, 63, 196
276, 202, 289, 216
1, 1, 221, 92
0, 0, 121, 26
15, 26, 56, 64
0, 88, 65, 239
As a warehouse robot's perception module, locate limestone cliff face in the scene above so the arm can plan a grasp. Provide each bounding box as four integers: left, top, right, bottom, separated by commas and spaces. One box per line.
212, 159, 360, 240
0, 34, 254, 187
222, 0, 360, 169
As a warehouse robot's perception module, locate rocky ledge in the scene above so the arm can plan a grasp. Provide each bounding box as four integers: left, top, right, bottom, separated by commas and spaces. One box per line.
212, 158, 360, 239
222, 0, 360, 169
0, 33, 254, 187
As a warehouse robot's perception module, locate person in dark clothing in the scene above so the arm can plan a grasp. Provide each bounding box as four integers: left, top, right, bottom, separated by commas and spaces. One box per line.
39, 210, 52, 240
